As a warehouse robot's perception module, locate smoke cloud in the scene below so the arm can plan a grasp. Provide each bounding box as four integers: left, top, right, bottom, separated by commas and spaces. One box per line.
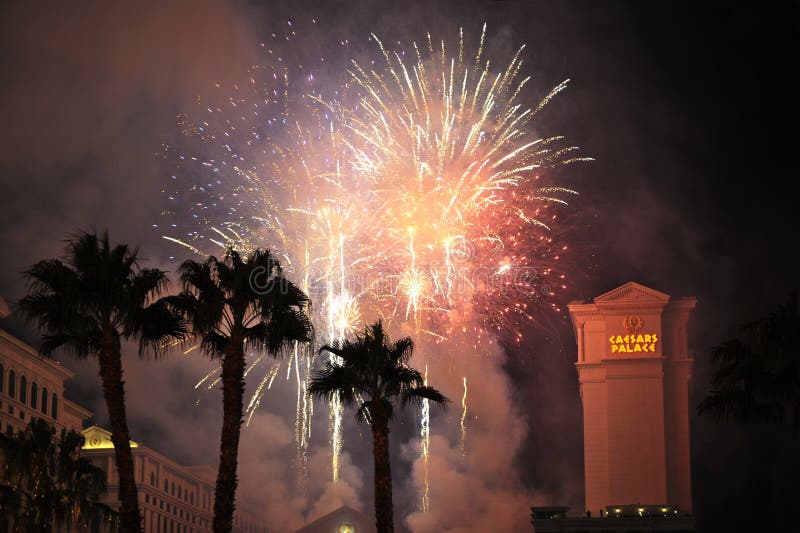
401, 344, 533, 532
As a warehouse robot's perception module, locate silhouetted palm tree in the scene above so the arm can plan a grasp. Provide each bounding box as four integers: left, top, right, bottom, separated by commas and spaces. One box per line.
167, 248, 312, 533
0, 419, 117, 533
308, 321, 448, 533
699, 290, 800, 429
19, 230, 186, 532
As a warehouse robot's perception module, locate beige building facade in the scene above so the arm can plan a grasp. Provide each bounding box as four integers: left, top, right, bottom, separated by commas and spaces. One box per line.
0, 328, 91, 437
82, 426, 266, 533
1, 299, 265, 533
568, 282, 696, 514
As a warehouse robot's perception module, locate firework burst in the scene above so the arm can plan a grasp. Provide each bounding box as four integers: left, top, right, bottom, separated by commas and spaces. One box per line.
163, 21, 588, 489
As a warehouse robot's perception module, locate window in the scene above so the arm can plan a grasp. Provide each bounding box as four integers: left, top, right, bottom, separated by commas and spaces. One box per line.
19, 411, 24, 421
171, 481, 175, 496
5, 425, 11, 436
31, 383, 37, 409
164, 479, 168, 492
0, 364, 4, 393
8, 370, 15, 398
151, 472, 156, 486
51, 394, 58, 419
145, 494, 150, 503
20, 376, 27, 404
41, 388, 48, 415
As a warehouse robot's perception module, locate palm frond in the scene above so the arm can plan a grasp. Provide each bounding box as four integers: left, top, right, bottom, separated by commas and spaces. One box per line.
401, 386, 449, 409
308, 364, 361, 408
310, 320, 446, 427
201, 332, 229, 359
134, 300, 188, 357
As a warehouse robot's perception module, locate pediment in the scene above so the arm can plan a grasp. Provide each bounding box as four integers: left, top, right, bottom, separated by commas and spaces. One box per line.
81, 425, 138, 449
594, 282, 670, 304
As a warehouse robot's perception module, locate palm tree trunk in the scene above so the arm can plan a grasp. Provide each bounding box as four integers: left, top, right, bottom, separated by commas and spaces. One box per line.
213, 343, 245, 533
97, 351, 141, 533
371, 410, 394, 533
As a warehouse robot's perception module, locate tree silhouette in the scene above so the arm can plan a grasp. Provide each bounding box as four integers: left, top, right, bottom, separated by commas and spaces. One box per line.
699, 290, 800, 429
19, 230, 186, 532
167, 248, 311, 533
309, 321, 448, 533
0, 419, 117, 532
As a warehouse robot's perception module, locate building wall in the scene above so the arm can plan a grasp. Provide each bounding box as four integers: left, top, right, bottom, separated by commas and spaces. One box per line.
0, 329, 89, 436
83, 426, 266, 533
0, 325, 264, 533
662, 304, 694, 512
605, 358, 667, 505
579, 365, 609, 513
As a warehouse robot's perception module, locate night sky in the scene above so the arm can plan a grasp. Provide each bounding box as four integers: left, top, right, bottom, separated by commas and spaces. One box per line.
1, 1, 798, 532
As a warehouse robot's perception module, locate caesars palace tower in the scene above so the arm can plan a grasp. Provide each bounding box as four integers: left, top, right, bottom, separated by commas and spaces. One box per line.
567, 282, 697, 514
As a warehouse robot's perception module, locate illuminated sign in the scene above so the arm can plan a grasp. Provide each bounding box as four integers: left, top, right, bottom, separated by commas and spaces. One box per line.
609, 333, 658, 353
609, 315, 659, 353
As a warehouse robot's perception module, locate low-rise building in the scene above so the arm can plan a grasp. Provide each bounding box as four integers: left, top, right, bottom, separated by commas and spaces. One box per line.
531, 505, 696, 532
0, 328, 91, 436
82, 426, 266, 533
293, 505, 374, 533
2, 299, 265, 533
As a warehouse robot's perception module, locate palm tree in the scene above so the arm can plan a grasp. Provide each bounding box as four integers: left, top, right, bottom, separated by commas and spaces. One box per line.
0, 419, 117, 533
699, 290, 800, 429
18, 230, 186, 532
308, 321, 448, 533
167, 248, 312, 533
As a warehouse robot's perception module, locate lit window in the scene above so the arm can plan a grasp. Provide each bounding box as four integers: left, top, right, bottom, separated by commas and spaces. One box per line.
337, 524, 355, 533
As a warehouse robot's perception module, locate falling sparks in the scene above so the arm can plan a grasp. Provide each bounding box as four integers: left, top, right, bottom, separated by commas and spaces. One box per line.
330, 392, 344, 482
420, 365, 431, 512
460, 376, 468, 461
245, 361, 281, 426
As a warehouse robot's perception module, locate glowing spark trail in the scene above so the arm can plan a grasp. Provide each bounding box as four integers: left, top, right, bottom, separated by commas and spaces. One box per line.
460, 376, 468, 461
420, 365, 431, 512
